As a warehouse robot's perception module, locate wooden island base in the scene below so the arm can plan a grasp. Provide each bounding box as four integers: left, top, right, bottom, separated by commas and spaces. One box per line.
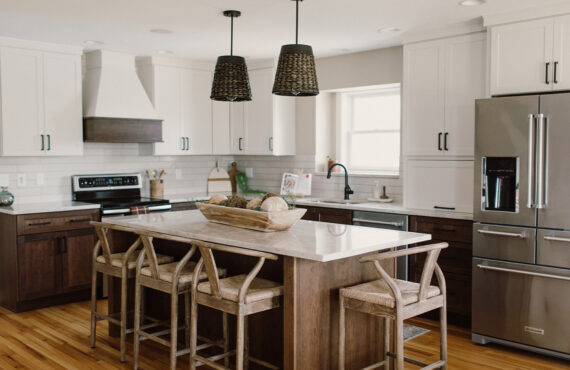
107, 232, 392, 369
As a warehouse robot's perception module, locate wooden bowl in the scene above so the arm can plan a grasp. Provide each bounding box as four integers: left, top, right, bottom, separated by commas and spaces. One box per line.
196, 202, 306, 232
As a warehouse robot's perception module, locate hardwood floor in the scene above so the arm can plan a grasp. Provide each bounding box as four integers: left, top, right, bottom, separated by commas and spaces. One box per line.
0, 300, 567, 369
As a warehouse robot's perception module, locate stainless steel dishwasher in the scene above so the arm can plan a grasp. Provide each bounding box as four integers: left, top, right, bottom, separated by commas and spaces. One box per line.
352, 211, 409, 280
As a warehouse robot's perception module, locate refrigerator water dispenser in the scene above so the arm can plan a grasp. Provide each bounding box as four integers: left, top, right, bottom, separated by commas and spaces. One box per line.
482, 157, 518, 212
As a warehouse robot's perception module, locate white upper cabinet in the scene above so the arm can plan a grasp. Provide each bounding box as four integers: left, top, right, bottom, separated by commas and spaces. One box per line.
490, 14, 570, 95
215, 65, 296, 156
403, 32, 486, 158
0, 41, 83, 156
137, 56, 213, 155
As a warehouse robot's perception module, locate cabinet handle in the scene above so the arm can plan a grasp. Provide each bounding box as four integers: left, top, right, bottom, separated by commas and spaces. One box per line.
545, 62, 550, 84
181, 137, 185, 151
41, 134, 45, 151
477, 264, 570, 282
239, 137, 243, 151
444, 132, 449, 151
543, 235, 570, 243
29, 221, 51, 226
438, 132, 442, 151
433, 205, 455, 211
269, 136, 273, 152
47, 134, 51, 151
554, 61, 559, 84
186, 137, 190, 151
69, 218, 91, 223
477, 229, 526, 239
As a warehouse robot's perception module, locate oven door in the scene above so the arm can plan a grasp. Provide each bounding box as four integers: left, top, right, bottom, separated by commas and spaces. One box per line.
472, 257, 570, 355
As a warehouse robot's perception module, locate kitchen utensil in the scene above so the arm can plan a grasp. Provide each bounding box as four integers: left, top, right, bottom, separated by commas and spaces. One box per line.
158, 169, 165, 179
207, 160, 232, 196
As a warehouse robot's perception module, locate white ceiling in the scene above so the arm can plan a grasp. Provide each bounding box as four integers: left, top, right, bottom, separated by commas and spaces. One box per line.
0, 0, 565, 62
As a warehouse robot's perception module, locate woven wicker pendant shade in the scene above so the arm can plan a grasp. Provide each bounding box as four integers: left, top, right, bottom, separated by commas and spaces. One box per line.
272, 0, 319, 96
210, 10, 252, 102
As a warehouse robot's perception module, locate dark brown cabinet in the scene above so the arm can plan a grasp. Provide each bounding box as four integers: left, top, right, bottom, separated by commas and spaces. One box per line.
297, 205, 353, 225
408, 216, 473, 327
0, 209, 99, 312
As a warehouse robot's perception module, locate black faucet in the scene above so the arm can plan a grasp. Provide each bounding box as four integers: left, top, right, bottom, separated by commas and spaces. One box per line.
327, 163, 354, 200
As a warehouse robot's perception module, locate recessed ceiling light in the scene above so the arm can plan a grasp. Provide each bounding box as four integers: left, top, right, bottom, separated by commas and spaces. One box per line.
157, 50, 174, 55
83, 40, 103, 45
377, 27, 401, 33
458, 0, 485, 6
150, 28, 173, 34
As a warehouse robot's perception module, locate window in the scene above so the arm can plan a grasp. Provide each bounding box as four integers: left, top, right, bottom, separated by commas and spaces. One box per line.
338, 84, 401, 175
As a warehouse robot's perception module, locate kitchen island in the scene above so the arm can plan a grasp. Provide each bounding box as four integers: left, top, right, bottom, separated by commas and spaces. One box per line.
102, 210, 430, 369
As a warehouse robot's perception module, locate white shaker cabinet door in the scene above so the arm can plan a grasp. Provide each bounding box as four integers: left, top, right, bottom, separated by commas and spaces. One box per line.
490, 18, 553, 95
212, 101, 231, 155
153, 66, 183, 155
182, 69, 212, 155
0, 48, 44, 156
405, 160, 474, 213
43, 52, 83, 156
553, 14, 570, 90
403, 41, 445, 157
244, 68, 273, 155
444, 34, 486, 157
230, 103, 245, 154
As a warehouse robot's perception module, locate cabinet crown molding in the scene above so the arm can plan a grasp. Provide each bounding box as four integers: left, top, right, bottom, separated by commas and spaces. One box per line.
483, 3, 570, 27
402, 19, 484, 45
135, 55, 212, 71
0, 37, 82, 55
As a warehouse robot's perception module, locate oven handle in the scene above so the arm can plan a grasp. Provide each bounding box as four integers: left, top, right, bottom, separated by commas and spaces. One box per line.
476, 229, 527, 239
102, 208, 130, 215
477, 264, 570, 281
147, 204, 172, 212
352, 218, 403, 228
544, 235, 570, 243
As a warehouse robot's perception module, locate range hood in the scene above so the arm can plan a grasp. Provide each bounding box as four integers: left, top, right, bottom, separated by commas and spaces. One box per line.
83, 50, 162, 143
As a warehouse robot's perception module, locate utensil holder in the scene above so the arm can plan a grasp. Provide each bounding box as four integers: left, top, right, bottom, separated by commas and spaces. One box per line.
150, 179, 164, 198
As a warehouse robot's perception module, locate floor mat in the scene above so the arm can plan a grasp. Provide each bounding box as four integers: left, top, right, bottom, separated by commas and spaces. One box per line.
404, 324, 430, 342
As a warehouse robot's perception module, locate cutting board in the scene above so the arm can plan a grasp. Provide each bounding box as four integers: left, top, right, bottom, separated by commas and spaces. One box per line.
207, 161, 232, 196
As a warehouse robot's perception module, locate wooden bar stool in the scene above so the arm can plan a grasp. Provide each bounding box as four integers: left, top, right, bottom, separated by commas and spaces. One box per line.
132, 232, 226, 370
189, 240, 283, 370
339, 242, 449, 370
90, 221, 174, 362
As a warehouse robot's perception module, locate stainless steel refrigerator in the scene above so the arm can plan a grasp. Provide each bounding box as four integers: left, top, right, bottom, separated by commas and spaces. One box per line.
472, 93, 570, 360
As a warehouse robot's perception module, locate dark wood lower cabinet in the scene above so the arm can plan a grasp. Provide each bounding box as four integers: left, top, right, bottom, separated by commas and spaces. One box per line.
408, 216, 473, 327
0, 209, 99, 312
297, 205, 353, 225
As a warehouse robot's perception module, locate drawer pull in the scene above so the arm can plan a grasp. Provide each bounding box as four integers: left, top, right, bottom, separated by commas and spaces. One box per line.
433, 206, 455, 210
477, 229, 526, 239
29, 221, 51, 226
544, 236, 570, 243
69, 218, 91, 223
352, 218, 403, 228
477, 264, 570, 281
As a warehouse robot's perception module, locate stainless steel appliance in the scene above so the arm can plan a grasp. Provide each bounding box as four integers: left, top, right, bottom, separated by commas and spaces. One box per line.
352, 211, 409, 280
72, 173, 171, 215
472, 93, 570, 360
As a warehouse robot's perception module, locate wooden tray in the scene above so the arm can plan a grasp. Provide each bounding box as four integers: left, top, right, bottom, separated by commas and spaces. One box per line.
196, 202, 306, 232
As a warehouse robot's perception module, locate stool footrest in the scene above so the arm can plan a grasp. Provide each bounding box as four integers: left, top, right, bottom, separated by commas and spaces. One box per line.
387, 352, 445, 368
249, 356, 280, 369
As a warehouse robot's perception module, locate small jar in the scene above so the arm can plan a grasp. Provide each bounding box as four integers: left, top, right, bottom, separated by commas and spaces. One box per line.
373, 181, 381, 199
0, 186, 14, 206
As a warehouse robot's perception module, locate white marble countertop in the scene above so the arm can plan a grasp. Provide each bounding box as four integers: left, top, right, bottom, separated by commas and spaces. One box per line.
101, 210, 431, 262
0, 201, 100, 215
295, 198, 473, 220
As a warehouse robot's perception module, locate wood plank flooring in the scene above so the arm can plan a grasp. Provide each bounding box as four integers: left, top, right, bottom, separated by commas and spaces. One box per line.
0, 300, 567, 369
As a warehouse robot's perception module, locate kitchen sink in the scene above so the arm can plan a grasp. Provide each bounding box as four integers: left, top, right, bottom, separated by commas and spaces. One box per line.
311, 199, 364, 205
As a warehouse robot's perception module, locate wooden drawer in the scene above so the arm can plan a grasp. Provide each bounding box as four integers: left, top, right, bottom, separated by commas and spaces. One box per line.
18, 210, 99, 235
410, 216, 472, 243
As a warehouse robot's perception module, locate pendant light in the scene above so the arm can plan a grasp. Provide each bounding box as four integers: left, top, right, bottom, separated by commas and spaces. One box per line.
272, 0, 319, 96
211, 10, 252, 102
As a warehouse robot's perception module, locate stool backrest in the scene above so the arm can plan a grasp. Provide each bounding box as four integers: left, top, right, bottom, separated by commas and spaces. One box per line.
91, 221, 143, 267
191, 240, 278, 303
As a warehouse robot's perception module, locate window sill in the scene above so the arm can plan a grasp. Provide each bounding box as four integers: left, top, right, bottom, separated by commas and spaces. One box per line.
314, 171, 400, 179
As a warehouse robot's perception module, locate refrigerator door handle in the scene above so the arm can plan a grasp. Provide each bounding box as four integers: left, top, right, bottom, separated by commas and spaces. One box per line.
544, 235, 570, 243
477, 229, 527, 239
536, 114, 547, 209
476, 264, 570, 282
527, 114, 537, 209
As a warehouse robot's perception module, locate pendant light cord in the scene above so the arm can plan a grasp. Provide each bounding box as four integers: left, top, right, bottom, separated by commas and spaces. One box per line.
230, 14, 234, 56
295, 0, 299, 44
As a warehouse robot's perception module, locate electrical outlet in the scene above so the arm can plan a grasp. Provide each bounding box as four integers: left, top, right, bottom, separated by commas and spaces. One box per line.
175, 169, 182, 180
37, 173, 45, 186
246, 168, 253, 178
17, 173, 27, 187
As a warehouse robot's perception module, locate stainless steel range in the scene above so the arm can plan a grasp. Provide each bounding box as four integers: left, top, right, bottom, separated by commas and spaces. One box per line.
72, 173, 171, 215
472, 93, 570, 360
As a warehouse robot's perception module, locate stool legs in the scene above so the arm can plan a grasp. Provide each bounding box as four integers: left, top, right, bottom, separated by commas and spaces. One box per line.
185, 292, 191, 349
440, 302, 448, 370
189, 290, 198, 370
223, 312, 230, 368
120, 267, 128, 362
384, 317, 390, 370
133, 276, 142, 370
170, 290, 179, 370
90, 268, 98, 348
236, 306, 245, 370
395, 312, 404, 370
